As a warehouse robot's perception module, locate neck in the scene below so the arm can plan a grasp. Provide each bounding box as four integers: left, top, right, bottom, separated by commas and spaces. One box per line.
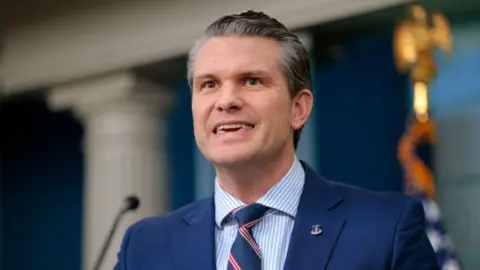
215, 146, 295, 204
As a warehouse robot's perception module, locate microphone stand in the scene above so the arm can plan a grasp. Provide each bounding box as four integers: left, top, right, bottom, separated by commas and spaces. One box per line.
93, 195, 139, 270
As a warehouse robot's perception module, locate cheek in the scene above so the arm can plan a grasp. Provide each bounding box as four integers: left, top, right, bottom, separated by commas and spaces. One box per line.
256, 98, 291, 130
192, 101, 207, 131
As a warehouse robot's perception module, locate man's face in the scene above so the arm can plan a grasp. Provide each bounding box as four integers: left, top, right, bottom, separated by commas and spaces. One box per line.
191, 36, 309, 166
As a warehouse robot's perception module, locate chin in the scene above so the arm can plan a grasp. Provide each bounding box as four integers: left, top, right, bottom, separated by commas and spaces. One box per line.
207, 147, 256, 167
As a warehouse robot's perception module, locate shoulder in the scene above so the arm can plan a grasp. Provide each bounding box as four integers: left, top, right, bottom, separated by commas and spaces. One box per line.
127, 197, 212, 235
327, 179, 423, 223
115, 198, 213, 268
332, 180, 414, 205
317, 181, 438, 268
118, 198, 212, 253
301, 161, 419, 220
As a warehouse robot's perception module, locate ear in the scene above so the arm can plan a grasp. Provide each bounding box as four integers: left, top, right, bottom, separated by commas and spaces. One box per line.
291, 89, 313, 130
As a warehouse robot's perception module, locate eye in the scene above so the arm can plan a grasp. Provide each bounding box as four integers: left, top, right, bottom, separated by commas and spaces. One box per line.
205, 81, 216, 88
203, 81, 216, 88
245, 78, 260, 86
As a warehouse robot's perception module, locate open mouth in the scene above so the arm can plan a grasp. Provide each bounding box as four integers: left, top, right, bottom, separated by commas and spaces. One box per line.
213, 123, 255, 134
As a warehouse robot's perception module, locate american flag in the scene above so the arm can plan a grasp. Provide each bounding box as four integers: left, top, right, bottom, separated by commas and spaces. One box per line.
398, 119, 461, 270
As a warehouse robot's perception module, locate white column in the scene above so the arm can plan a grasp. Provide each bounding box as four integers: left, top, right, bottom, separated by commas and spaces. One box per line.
49, 72, 170, 270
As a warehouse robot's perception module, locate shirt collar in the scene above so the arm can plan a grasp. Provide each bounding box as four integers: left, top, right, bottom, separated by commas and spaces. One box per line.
214, 156, 305, 228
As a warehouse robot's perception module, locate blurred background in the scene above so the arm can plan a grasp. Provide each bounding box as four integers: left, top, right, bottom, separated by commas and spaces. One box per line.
1, 0, 479, 269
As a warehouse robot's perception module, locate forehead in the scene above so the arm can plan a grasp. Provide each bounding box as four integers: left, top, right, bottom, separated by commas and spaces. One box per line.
193, 36, 282, 77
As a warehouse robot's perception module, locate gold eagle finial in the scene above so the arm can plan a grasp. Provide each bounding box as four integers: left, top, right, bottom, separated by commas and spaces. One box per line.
393, 4, 452, 122
394, 4, 452, 81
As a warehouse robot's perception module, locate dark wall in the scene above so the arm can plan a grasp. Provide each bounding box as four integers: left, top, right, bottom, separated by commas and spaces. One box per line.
314, 33, 408, 192
0, 96, 84, 270
167, 81, 196, 209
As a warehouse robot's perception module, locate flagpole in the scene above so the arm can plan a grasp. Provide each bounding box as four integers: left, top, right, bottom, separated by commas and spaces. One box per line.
393, 3, 452, 198
394, 4, 462, 269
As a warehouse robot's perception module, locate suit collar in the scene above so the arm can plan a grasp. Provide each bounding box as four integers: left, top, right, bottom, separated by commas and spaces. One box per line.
283, 161, 346, 270
175, 160, 346, 270
299, 161, 344, 210
179, 161, 344, 222
213, 156, 305, 228
173, 198, 216, 270
182, 197, 214, 226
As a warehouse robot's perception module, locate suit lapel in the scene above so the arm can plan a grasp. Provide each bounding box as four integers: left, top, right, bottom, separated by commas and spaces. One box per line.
172, 198, 216, 270
283, 162, 347, 270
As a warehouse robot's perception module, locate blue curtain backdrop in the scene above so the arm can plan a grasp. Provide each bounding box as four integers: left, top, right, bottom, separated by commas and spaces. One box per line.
314, 33, 408, 192
0, 97, 84, 270
167, 81, 196, 209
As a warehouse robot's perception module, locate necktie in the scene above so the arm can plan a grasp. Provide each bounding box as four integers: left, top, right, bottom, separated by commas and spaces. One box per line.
228, 203, 269, 270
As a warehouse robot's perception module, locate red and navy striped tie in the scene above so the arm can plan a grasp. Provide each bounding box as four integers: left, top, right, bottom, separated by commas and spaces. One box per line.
228, 203, 269, 270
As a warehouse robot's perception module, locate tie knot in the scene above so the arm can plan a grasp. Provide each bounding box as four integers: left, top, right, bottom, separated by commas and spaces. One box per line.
232, 203, 269, 227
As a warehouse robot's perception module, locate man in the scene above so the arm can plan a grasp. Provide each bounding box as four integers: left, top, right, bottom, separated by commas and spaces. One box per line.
115, 10, 439, 270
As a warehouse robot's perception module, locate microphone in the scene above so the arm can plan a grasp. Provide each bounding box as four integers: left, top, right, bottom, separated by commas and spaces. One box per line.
93, 195, 140, 270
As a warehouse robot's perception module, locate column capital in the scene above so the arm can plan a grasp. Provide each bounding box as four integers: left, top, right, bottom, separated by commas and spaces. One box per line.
48, 71, 171, 120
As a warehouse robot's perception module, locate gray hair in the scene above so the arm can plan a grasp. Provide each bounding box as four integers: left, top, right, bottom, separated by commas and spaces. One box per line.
187, 10, 311, 149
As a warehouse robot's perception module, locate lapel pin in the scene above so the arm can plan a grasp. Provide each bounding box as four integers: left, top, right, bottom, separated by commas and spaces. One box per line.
311, 224, 323, 236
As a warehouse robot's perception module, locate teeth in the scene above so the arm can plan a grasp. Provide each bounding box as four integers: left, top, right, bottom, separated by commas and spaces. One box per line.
216, 123, 253, 133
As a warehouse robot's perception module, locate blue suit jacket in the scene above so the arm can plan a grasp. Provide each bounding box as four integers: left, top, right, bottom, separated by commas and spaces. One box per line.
115, 162, 440, 270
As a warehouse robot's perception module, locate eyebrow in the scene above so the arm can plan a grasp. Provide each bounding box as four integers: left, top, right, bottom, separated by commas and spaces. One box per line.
194, 69, 271, 82
238, 70, 271, 78
193, 73, 219, 83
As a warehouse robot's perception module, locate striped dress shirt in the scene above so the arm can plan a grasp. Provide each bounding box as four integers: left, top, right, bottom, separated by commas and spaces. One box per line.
214, 156, 305, 270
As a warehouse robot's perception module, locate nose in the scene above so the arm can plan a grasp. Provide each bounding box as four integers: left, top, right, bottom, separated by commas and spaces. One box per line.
214, 84, 243, 113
